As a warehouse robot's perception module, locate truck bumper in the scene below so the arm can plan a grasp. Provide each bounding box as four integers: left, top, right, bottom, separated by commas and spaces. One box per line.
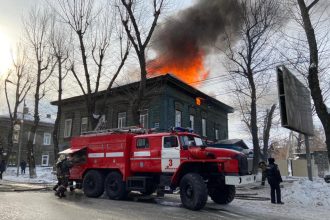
225, 175, 256, 185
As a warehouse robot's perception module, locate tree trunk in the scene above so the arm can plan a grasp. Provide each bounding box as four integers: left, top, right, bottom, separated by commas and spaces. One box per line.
326, 130, 330, 163
27, 123, 38, 178
248, 76, 260, 174
297, 0, 330, 163
132, 54, 147, 126
53, 59, 62, 160
27, 66, 41, 178
5, 125, 14, 164
262, 104, 276, 161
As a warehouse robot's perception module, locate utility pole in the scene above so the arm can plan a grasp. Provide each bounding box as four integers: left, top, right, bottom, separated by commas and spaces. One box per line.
16, 100, 26, 176
305, 134, 313, 181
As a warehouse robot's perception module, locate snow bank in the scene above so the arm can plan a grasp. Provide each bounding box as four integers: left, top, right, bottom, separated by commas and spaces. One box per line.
282, 177, 330, 207
3, 166, 56, 184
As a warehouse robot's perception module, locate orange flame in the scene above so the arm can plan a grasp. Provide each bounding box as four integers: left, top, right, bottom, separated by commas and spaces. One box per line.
147, 47, 209, 86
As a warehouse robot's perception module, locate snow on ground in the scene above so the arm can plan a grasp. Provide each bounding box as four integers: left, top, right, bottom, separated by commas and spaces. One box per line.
282, 177, 330, 207
1, 167, 330, 219
2, 166, 56, 184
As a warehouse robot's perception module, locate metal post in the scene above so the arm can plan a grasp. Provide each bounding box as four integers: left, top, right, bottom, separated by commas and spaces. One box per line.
304, 134, 313, 181
16, 100, 25, 176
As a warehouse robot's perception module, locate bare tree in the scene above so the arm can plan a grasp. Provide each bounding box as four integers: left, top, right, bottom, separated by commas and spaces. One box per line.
221, 0, 283, 173
261, 104, 277, 160
294, 0, 330, 163
4, 44, 31, 164
49, 14, 71, 159
53, 0, 130, 130
117, 0, 165, 124
23, 7, 56, 178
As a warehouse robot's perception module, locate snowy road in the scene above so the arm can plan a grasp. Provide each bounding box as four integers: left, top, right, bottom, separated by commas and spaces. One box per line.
0, 190, 272, 220
1, 188, 327, 220
1, 170, 330, 220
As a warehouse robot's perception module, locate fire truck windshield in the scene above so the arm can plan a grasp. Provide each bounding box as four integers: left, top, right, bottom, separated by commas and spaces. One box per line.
180, 135, 203, 148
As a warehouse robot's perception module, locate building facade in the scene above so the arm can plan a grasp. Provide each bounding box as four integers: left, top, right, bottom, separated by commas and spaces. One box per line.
52, 74, 234, 150
0, 115, 55, 166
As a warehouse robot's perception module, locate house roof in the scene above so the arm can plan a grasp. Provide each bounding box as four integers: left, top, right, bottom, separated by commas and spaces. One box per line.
51, 74, 234, 113
0, 113, 54, 126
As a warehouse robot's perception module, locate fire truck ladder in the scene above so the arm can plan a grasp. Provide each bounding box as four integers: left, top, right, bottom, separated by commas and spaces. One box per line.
81, 126, 148, 136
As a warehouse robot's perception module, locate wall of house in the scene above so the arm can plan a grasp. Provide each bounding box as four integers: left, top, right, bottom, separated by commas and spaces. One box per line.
0, 117, 55, 166
58, 82, 231, 148
164, 84, 229, 140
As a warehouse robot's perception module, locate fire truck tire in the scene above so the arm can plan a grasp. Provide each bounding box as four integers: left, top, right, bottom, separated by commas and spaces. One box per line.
209, 185, 235, 204
179, 173, 208, 211
105, 172, 127, 200
82, 170, 105, 198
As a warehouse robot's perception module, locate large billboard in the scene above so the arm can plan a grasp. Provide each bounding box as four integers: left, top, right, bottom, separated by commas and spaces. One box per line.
277, 66, 313, 136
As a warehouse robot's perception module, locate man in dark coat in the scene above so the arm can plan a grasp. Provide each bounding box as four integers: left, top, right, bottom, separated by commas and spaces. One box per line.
20, 160, 27, 174
0, 159, 6, 180
266, 158, 284, 204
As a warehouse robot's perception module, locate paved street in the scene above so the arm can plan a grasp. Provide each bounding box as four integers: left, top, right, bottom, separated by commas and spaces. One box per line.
0, 187, 263, 220
1, 181, 328, 220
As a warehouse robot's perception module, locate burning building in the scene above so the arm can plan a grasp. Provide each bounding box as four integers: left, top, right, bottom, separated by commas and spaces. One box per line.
51, 74, 234, 150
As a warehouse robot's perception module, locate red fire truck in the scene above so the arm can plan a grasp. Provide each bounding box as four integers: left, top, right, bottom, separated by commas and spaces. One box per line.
61, 127, 256, 210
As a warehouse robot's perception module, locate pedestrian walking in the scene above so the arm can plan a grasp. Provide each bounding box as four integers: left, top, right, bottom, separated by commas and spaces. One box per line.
266, 157, 284, 204
0, 159, 6, 180
20, 160, 27, 174
258, 161, 267, 186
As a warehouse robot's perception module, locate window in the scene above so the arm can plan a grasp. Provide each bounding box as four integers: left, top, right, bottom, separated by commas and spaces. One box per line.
118, 112, 126, 128
43, 133, 51, 145
64, 119, 72, 138
140, 112, 148, 129
175, 110, 182, 127
164, 136, 179, 148
215, 129, 219, 140
180, 135, 204, 147
28, 132, 36, 144
13, 130, 19, 143
136, 138, 149, 149
202, 118, 206, 137
41, 155, 49, 166
33, 133, 36, 144
81, 117, 88, 134
189, 115, 194, 130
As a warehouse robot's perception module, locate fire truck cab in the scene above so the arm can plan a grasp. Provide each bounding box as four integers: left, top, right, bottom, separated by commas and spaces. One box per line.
62, 128, 256, 210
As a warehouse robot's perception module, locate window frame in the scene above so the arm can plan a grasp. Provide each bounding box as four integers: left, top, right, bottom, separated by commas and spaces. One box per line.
189, 115, 194, 130
136, 138, 149, 149
163, 136, 179, 148
43, 132, 51, 145
202, 118, 207, 137
118, 112, 127, 128
139, 111, 149, 129
80, 117, 88, 134
215, 129, 219, 140
175, 110, 182, 127
64, 119, 72, 138
41, 155, 49, 166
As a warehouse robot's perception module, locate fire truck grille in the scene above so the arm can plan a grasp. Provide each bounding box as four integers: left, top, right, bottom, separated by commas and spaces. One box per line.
236, 154, 249, 175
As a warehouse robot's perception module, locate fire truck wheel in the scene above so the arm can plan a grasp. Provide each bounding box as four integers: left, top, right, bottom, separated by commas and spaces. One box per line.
82, 170, 105, 198
105, 172, 127, 200
179, 173, 208, 211
209, 185, 235, 204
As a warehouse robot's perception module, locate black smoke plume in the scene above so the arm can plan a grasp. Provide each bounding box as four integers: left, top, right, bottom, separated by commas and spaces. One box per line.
150, 0, 243, 65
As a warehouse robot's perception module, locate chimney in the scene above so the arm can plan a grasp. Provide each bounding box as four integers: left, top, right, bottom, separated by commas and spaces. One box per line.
46, 114, 51, 119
